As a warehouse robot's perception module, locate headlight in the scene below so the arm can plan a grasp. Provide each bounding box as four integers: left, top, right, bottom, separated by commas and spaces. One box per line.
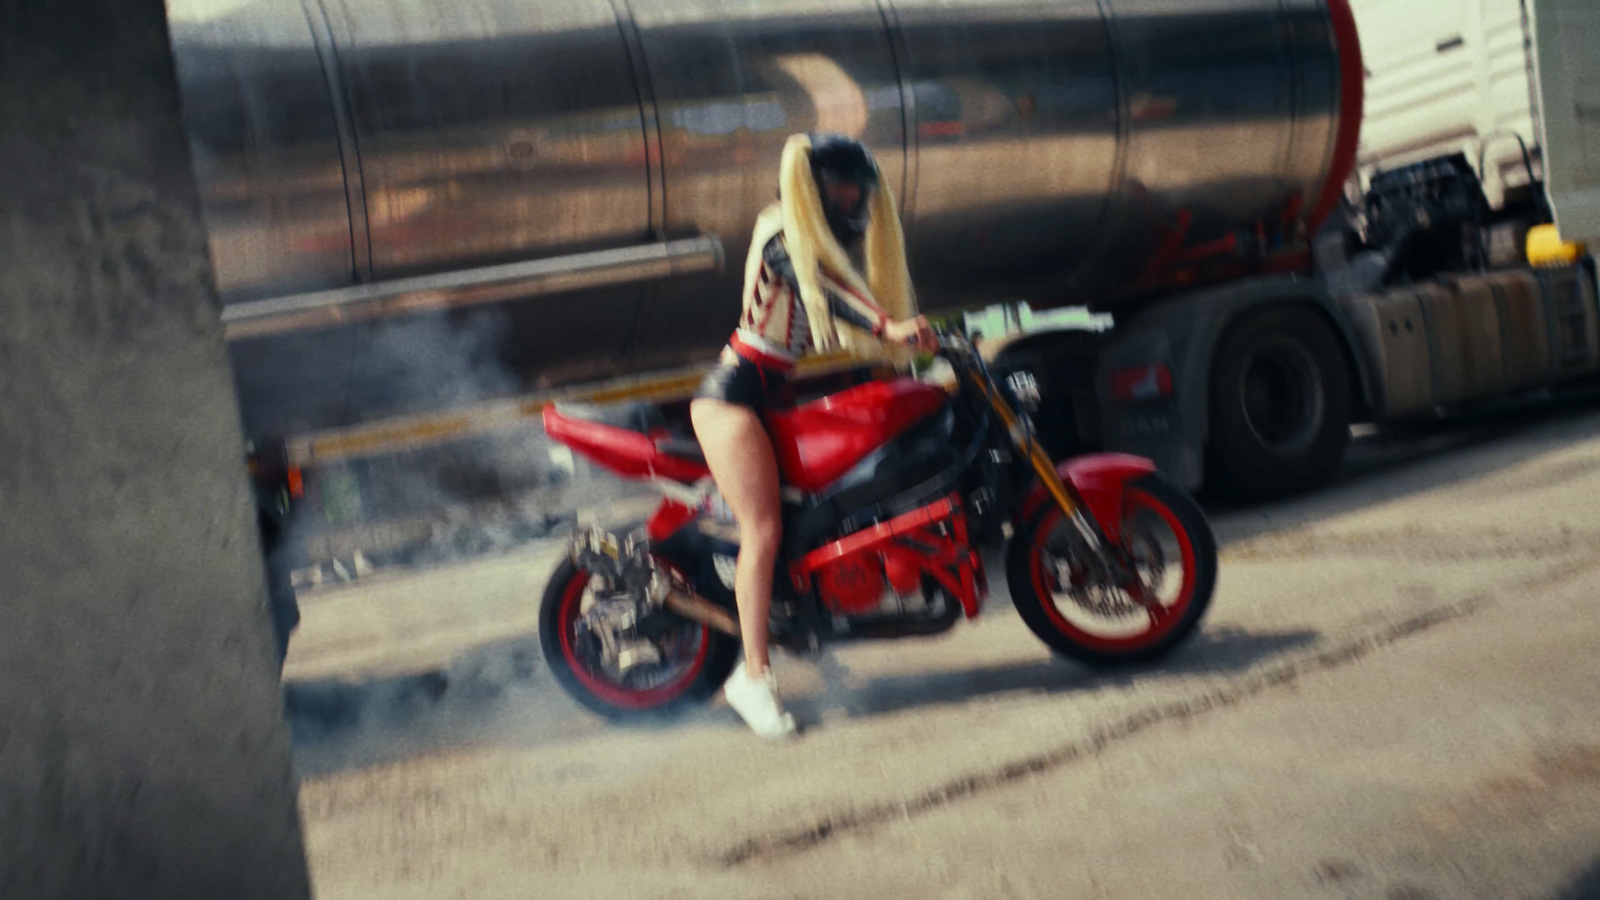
1005, 369, 1041, 410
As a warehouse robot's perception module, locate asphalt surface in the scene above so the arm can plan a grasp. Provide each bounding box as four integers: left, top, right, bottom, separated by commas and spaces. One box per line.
282, 387, 1600, 900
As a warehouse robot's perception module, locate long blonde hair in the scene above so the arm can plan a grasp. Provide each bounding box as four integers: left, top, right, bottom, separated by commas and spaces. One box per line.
741, 133, 917, 356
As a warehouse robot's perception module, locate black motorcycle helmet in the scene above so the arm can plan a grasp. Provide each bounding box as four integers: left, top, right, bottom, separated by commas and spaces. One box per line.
808, 133, 881, 245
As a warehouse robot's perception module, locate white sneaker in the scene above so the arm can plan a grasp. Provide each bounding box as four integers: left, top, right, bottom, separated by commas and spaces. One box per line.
723, 660, 798, 740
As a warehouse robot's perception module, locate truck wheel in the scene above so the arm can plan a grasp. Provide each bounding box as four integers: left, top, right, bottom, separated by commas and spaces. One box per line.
1205, 307, 1352, 500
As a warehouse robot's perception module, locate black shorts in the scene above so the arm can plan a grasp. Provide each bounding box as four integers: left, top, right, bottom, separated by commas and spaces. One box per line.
694, 346, 795, 414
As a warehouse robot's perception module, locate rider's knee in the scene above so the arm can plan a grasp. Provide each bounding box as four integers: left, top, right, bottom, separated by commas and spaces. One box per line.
743, 513, 783, 555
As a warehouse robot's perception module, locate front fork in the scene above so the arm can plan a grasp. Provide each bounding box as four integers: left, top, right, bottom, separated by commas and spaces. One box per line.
972, 372, 1154, 608
969, 370, 1112, 553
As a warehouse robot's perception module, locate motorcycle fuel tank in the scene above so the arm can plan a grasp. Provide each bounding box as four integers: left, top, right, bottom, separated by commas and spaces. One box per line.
768, 378, 951, 493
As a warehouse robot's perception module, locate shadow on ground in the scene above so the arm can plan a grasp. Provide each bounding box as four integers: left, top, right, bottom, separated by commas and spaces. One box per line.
1553, 854, 1600, 900
789, 624, 1318, 722
285, 623, 1317, 777
1202, 383, 1600, 547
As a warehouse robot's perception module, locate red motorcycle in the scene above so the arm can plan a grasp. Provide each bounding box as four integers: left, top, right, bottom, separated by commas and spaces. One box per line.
538, 330, 1217, 719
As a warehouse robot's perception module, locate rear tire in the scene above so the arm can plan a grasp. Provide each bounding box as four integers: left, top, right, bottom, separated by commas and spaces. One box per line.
1205, 306, 1352, 500
1007, 474, 1217, 667
539, 558, 740, 721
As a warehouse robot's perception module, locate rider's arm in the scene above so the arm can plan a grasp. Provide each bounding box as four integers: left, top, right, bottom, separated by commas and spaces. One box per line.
818, 270, 892, 338
766, 236, 894, 338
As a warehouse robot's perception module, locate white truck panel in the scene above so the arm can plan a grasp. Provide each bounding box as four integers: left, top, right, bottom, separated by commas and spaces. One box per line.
1349, 0, 1540, 209
1528, 0, 1600, 247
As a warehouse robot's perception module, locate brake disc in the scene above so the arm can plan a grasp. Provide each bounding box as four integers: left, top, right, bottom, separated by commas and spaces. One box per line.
1045, 527, 1163, 619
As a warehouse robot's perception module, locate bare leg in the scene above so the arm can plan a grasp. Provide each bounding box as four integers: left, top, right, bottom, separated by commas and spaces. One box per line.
689, 397, 783, 674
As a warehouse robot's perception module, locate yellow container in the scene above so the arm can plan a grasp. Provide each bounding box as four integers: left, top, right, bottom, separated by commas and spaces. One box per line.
1526, 224, 1588, 268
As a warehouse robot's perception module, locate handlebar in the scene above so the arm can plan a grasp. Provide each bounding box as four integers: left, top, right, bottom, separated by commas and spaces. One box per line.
916, 326, 1005, 389
911, 325, 966, 358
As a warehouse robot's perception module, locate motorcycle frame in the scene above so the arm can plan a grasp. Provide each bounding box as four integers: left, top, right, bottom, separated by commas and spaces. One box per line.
941, 336, 1117, 551
542, 331, 1153, 641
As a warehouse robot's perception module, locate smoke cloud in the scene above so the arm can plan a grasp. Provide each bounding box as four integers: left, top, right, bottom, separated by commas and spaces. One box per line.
276, 306, 658, 582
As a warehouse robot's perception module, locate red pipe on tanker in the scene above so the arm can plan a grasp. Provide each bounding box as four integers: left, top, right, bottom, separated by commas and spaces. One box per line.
1306, 0, 1366, 238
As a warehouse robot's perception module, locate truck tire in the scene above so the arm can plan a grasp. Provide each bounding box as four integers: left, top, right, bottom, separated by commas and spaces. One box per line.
1205, 306, 1352, 500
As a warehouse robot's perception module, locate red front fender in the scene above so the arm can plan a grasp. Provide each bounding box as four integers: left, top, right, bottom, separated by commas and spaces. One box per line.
1018, 452, 1159, 543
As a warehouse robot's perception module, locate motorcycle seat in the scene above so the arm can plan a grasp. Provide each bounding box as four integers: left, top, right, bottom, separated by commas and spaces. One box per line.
653, 436, 706, 465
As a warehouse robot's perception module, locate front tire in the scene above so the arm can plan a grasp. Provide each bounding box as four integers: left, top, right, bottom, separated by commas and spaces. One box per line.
1007, 474, 1217, 666
539, 558, 740, 721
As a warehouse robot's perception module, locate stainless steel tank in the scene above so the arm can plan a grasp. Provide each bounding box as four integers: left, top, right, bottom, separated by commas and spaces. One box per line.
165, 0, 1362, 436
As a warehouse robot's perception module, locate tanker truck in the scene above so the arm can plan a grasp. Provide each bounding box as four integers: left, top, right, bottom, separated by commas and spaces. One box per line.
162, 0, 1599, 573
981, 0, 1600, 497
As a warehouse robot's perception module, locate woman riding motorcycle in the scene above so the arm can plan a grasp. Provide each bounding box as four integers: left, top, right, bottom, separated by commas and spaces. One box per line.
690, 133, 935, 739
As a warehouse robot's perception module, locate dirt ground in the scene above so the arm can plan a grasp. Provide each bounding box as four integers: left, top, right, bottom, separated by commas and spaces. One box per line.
281, 389, 1600, 900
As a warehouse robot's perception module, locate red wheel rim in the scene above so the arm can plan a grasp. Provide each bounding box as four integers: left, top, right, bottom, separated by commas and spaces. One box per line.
1027, 487, 1198, 653
555, 567, 711, 710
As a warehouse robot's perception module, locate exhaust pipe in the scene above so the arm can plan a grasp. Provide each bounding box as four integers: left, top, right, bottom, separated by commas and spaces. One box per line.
663, 588, 741, 637
566, 524, 741, 637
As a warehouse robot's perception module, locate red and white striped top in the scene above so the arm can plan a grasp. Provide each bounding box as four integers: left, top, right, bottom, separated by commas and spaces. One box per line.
734, 232, 891, 369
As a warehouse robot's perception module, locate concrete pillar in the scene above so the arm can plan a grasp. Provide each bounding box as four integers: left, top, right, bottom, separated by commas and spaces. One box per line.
0, 2, 313, 898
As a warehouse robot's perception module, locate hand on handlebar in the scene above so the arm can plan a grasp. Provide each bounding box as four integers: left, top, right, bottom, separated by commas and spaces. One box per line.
884, 315, 939, 350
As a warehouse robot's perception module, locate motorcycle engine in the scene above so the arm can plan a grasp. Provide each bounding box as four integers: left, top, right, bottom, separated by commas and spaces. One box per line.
817, 555, 885, 615
817, 552, 927, 616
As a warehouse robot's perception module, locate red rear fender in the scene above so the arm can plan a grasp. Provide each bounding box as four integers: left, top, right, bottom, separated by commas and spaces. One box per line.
542, 406, 710, 484
1019, 453, 1159, 542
